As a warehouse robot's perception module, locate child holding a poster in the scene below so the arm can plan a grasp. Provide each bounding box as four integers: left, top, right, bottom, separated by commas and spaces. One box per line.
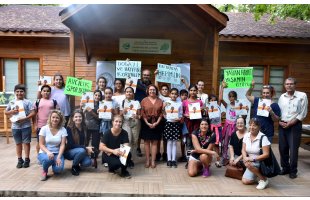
163, 88, 183, 168
5, 84, 36, 169
183, 85, 204, 149
219, 81, 238, 166
82, 90, 102, 156
120, 86, 141, 168
99, 87, 119, 166
206, 94, 222, 168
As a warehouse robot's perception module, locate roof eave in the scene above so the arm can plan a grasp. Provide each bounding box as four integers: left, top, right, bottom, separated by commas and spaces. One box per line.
219, 35, 310, 45
0, 31, 70, 38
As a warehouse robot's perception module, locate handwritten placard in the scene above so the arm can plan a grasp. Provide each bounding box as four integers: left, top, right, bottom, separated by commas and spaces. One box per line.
156, 63, 181, 85
224, 67, 253, 88
116, 60, 141, 79
64, 76, 92, 97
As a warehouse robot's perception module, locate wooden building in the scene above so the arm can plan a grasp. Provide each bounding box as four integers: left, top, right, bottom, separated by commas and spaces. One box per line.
0, 4, 309, 138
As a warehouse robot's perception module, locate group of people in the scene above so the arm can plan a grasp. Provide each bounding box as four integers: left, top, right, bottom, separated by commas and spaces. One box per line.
5, 69, 308, 190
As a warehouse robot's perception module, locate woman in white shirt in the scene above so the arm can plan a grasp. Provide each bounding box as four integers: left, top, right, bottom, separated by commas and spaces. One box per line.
37, 110, 67, 181
242, 118, 270, 190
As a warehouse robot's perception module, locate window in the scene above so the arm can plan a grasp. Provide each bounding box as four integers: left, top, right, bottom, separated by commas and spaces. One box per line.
1, 58, 40, 102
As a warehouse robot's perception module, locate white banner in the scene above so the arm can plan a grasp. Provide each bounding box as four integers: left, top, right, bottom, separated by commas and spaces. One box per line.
119, 38, 171, 55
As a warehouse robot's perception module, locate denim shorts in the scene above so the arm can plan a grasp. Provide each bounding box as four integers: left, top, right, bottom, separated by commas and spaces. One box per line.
12, 127, 32, 144
242, 161, 261, 181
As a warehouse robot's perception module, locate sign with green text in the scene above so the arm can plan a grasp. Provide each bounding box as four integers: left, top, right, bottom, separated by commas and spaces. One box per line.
64, 76, 92, 96
224, 67, 253, 88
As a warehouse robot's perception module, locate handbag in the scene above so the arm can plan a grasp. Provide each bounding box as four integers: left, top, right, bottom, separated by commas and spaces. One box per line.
225, 162, 245, 180
259, 135, 281, 178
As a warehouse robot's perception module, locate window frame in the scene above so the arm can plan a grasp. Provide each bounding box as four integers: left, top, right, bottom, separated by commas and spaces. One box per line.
0, 55, 42, 92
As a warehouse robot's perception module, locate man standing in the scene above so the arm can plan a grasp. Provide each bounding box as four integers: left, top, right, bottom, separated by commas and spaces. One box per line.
135, 69, 152, 157
278, 77, 308, 179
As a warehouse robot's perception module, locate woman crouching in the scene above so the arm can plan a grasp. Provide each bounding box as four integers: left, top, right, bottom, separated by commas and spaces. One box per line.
187, 119, 219, 177
38, 110, 67, 181
64, 109, 97, 176
99, 115, 132, 178
242, 118, 270, 190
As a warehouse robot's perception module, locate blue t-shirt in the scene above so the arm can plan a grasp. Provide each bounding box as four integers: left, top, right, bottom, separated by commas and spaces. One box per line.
253, 97, 281, 137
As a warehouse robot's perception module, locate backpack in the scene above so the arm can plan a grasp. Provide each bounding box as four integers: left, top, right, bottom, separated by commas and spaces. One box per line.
35, 99, 57, 112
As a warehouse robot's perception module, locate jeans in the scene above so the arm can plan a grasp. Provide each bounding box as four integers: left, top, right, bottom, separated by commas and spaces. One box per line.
64, 147, 92, 167
38, 153, 65, 173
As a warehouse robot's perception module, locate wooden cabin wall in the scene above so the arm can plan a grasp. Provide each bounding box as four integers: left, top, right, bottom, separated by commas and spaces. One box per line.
218, 41, 310, 123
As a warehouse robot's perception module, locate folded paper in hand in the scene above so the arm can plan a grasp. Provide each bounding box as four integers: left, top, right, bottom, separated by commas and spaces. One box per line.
119, 144, 131, 166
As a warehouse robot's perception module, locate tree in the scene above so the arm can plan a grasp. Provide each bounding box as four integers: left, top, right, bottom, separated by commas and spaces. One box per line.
214, 4, 310, 23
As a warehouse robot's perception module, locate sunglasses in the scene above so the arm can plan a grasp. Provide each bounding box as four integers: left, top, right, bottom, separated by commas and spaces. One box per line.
263, 85, 272, 89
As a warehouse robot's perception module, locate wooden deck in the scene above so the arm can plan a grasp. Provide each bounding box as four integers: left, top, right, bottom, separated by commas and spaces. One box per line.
0, 136, 309, 197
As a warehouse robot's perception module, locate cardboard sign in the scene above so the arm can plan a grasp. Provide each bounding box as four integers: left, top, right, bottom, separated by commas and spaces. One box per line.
125, 77, 138, 92
257, 98, 271, 117
165, 101, 180, 121
38, 76, 53, 91
207, 101, 221, 119
98, 100, 113, 120
156, 63, 181, 85
116, 60, 141, 79
188, 102, 202, 120
64, 76, 92, 97
0, 92, 15, 106
81, 92, 94, 110
9, 100, 26, 122
224, 67, 253, 88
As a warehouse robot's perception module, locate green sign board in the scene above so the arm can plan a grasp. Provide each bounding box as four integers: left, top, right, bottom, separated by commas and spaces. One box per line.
64, 76, 92, 96
0, 92, 15, 106
224, 67, 253, 88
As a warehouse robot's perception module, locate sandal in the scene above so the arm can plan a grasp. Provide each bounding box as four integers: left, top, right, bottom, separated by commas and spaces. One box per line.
151, 161, 156, 168
215, 161, 222, 168
145, 161, 150, 168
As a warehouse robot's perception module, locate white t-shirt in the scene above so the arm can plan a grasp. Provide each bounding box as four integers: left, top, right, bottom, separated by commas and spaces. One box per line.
243, 131, 270, 159
39, 125, 67, 154
197, 93, 208, 107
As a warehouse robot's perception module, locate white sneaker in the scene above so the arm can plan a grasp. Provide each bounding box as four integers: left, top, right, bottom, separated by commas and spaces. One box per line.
256, 178, 269, 190
103, 163, 108, 167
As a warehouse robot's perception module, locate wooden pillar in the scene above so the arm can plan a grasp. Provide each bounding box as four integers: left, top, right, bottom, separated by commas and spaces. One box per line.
69, 30, 75, 108
70, 30, 75, 77
212, 28, 219, 95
